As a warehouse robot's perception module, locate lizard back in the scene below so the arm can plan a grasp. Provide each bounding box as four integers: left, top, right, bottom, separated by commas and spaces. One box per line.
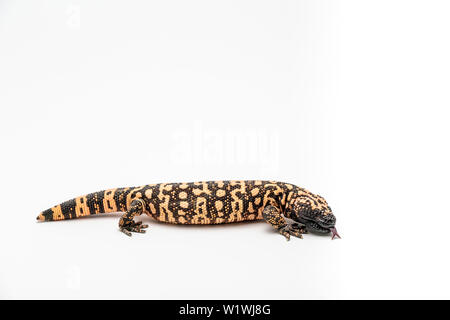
37, 180, 300, 224
139, 180, 297, 224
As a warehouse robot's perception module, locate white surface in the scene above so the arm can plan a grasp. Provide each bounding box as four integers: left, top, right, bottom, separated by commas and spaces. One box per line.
0, 0, 449, 299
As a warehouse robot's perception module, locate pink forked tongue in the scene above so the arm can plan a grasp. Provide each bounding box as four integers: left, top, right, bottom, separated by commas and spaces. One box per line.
330, 227, 341, 240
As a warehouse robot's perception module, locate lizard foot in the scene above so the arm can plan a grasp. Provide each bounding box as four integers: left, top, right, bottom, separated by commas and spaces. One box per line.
118, 199, 148, 237
278, 222, 307, 241
120, 222, 149, 237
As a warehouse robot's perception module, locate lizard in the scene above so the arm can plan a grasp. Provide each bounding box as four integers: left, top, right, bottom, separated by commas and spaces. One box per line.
36, 180, 340, 240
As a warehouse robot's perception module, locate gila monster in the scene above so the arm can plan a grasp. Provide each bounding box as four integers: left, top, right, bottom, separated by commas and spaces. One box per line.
36, 180, 340, 240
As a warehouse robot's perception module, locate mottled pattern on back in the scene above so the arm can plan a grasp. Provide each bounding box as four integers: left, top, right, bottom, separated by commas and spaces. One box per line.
39, 180, 300, 224
138, 180, 297, 224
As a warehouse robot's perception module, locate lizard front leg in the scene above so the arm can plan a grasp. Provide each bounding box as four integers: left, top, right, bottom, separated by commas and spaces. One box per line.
263, 205, 306, 241
119, 199, 149, 236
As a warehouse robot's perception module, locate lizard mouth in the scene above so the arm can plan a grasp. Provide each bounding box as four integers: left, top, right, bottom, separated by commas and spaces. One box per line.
306, 220, 331, 233
298, 215, 341, 239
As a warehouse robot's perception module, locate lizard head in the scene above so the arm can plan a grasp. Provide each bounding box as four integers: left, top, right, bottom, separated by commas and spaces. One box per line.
291, 193, 340, 239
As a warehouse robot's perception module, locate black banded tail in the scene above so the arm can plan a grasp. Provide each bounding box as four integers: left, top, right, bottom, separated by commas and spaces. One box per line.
36, 187, 133, 221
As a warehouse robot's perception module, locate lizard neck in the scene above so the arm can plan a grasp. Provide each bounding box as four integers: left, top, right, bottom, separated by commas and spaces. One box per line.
282, 183, 310, 219
274, 182, 299, 219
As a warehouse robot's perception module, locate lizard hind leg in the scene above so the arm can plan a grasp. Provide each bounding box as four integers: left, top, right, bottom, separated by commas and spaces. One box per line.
119, 199, 149, 237
262, 205, 307, 241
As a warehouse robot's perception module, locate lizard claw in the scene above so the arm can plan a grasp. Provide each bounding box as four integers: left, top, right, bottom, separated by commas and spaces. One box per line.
132, 221, 149, 229
120, 228, 132, 237
282, 231, 291, 241
131, 227, 146, 233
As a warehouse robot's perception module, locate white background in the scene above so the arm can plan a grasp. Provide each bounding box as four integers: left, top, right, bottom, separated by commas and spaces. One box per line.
1, 0, 449, 299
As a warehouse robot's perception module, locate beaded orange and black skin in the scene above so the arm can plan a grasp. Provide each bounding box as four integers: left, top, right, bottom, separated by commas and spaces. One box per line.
36, 180, 340, 240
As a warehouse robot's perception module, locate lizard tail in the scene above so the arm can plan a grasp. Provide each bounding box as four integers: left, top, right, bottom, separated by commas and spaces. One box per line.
36, 188, 131, 221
